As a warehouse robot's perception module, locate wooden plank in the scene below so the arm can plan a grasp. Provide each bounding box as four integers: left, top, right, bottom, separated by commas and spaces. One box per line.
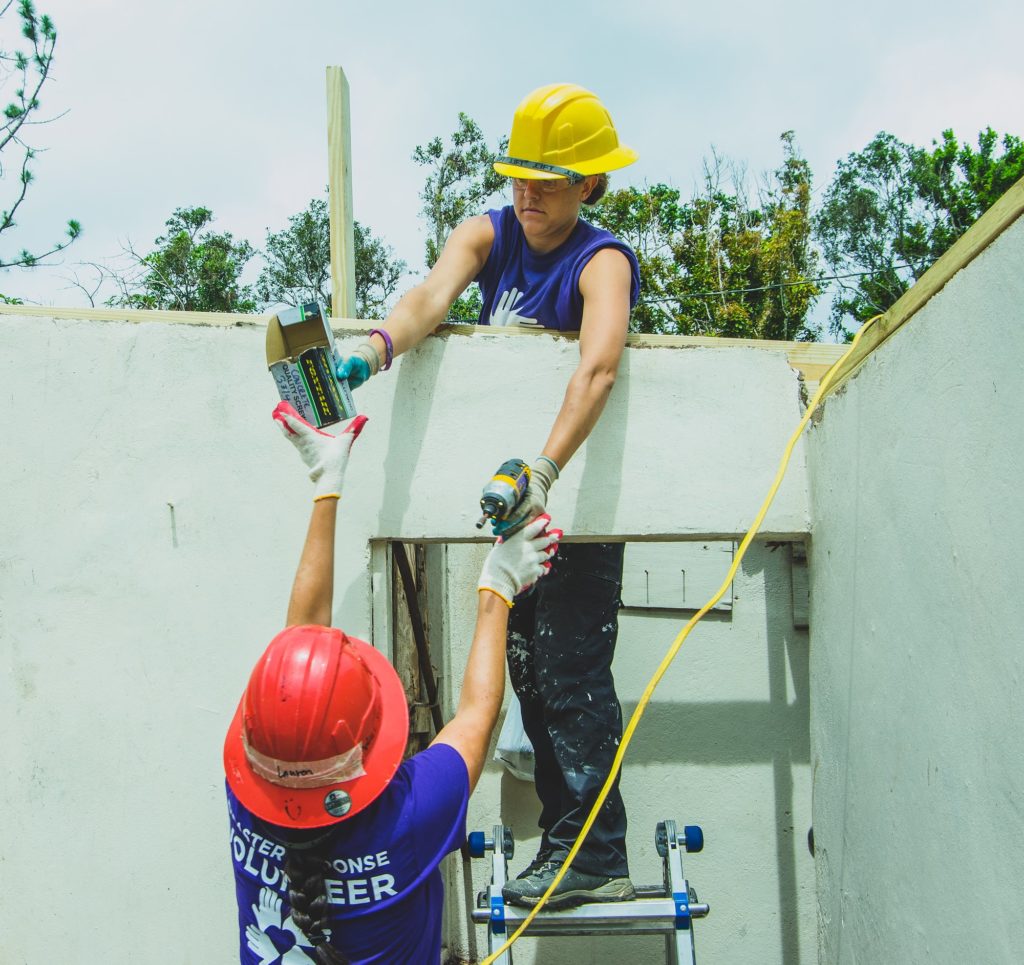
325, 319, 847, 383
0, 303, 269, 327
797, 362, 839, 384
390, 542, 425, 759
326, 66, 356, 320
820, 174, 1024, 398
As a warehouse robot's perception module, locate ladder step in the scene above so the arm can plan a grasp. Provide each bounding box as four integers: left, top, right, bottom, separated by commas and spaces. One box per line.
471, 897, 710, 936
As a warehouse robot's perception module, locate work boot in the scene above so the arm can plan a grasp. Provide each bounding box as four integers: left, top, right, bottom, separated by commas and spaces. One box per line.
502, 859, 635, 910
514, 846, 564, 880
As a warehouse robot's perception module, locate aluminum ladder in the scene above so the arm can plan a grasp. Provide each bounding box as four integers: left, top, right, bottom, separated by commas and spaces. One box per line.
468, 819, 709, 964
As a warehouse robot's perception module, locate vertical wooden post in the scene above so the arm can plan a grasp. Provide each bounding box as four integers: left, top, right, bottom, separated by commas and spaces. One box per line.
326, 66, 356, 320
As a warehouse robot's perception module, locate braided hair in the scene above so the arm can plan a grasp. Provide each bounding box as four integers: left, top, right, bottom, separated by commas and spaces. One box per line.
250, 814, 349, 965
284, 846, 349, 965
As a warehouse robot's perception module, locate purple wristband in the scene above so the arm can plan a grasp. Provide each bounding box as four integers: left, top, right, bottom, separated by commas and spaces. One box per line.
368, 328, 394, 371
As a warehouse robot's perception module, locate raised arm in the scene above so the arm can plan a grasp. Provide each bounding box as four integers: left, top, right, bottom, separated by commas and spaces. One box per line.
432, 516, 561, 791
338, 214, 495, 386
285, 499, 339, 627
271, 402, 367, 627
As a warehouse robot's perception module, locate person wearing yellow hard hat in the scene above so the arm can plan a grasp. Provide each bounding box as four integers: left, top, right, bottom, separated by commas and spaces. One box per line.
336, 83, 640, 910
223, 403, 561, 963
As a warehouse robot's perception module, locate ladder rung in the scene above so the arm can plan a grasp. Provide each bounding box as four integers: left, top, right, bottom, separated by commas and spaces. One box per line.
471, 897, 710, 936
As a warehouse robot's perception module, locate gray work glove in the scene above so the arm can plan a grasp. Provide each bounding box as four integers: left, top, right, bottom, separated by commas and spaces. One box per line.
493, 456, 560, 537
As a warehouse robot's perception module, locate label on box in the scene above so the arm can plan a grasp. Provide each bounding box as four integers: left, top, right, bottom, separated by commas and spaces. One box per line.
270, 360, 317, 424
298, 347, 345, 427
266, 301, 358, 428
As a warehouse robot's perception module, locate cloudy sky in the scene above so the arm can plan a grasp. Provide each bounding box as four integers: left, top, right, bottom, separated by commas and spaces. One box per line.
3, 0, 1021, 310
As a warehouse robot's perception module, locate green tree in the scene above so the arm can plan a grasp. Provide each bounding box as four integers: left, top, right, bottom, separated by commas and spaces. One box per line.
580, 181, 687, 332
914, 127, 1024, 246
1, 0, 80, 270
754, 132, 821, 341
258, 198, 331, 310
587, 134, 820, 340
413, 113, 507, 267
815, 132, 939, 337
109, 206, 257, 312
815, 127, 1023, 338
352, 221, 406, 320
257, 195, 406, 320
413, 113, 506, 320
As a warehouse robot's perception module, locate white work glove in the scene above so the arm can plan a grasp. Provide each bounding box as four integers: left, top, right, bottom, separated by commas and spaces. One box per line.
478, 514, 562, 607
272, 401, 368, 501
493, 456, 560, 537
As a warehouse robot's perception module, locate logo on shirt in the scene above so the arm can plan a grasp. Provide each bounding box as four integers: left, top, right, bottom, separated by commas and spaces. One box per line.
246, 886, 317, 964
232, 815, 402, 961
490, 287, 539, 327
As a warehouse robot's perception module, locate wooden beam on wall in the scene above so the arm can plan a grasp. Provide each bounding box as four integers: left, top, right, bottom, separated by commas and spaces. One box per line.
0, 303, 846, 386
0, 303, 270, 328
387, 321, 847, 385
326, 66, 357, 321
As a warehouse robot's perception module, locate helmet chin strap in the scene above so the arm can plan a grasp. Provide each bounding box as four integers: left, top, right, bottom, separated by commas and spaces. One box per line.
496, 156, 585, 184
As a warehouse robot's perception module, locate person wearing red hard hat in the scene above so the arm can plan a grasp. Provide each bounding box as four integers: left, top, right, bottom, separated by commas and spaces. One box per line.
335, 84, 640, 911
224, 402, 560, 964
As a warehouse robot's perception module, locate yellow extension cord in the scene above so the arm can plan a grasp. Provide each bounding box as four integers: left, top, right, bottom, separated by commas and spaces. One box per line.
479, 316, 880, 964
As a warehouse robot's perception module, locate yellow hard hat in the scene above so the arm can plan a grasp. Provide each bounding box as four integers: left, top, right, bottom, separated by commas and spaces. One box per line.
494, 83, 638, 183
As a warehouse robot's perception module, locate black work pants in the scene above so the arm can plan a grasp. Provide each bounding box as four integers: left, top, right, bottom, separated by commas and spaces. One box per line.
506, 542, 628, 878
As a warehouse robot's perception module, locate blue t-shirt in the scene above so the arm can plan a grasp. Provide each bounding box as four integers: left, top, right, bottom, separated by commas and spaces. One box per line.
227, 743, 469, 964
476, 205, 640, 332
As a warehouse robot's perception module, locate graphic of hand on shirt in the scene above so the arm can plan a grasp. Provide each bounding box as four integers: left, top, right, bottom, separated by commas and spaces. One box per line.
246, 924, 281, 965
490, 287, 539, 327
247, 886, 317, 963
253, 887, 284, 933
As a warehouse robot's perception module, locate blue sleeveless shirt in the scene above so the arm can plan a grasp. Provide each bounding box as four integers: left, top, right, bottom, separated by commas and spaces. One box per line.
476, 206, 640, 331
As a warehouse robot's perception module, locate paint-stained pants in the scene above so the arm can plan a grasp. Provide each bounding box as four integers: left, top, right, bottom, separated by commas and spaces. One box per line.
506, 542, 628, 878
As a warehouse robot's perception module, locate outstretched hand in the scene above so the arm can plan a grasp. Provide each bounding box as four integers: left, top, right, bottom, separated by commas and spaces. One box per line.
478, 514, 562, 607
272, 401, 368, 501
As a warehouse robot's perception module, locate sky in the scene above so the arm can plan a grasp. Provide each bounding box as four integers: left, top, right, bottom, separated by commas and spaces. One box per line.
2, 0, 1022, 312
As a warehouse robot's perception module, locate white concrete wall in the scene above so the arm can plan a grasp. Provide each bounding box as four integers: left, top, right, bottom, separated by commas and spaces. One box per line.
806, 217, 1024, 965
1, 313, 816, 963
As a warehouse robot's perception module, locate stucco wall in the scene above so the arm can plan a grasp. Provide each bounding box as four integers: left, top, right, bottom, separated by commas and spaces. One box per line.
1, 313, 816, 963
806, 216, 1024, 964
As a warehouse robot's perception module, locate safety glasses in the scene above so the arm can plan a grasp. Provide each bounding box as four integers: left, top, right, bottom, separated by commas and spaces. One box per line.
509, 177, 575, 194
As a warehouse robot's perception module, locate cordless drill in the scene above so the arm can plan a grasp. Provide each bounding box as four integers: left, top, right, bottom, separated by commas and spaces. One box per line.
476, 459, 531, 529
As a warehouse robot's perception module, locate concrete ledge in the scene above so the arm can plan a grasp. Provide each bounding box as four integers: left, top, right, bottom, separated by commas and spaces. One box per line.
0, 303, 845, 384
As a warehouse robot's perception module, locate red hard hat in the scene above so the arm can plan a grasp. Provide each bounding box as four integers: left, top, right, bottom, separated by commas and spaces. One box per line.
223, 625, 409, 829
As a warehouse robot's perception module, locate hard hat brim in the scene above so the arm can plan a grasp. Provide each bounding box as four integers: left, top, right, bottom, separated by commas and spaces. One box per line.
494, 145, 639, 181
223, 634, 409, 829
